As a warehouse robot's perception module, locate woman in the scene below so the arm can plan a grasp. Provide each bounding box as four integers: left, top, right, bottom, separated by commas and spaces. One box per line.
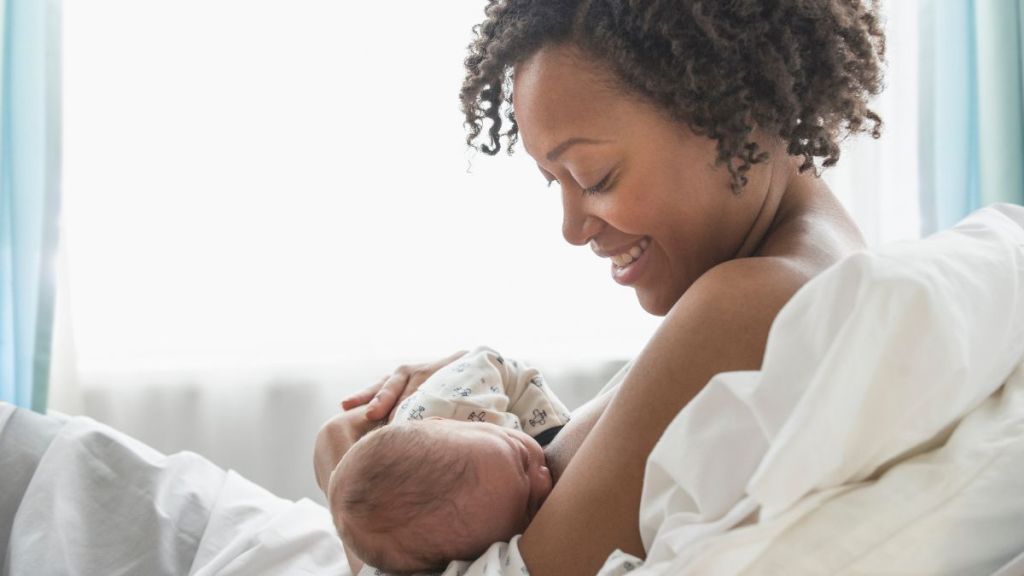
316, 1, 884, 574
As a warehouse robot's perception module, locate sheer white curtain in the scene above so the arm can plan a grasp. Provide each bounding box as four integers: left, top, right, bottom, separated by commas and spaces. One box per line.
62, 0, 659, 378
823, 0, 921, 246
55, 1, 919, 501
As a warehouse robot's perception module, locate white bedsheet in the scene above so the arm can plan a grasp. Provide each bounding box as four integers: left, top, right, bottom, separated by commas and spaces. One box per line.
4, 411, 350, 576
431, 204, 1024, 575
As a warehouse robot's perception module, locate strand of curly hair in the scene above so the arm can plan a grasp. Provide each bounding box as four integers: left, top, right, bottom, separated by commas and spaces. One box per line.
460, 0, 886, 192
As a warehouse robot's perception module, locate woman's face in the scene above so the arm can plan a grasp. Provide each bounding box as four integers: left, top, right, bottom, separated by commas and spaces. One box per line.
512, 44, 777, 315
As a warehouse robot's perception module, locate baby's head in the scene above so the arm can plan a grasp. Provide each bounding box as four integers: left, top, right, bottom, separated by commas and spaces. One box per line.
328, 418, 553, 574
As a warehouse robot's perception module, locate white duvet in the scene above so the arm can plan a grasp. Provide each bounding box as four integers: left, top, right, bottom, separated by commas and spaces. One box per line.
5, 204, 1024, 576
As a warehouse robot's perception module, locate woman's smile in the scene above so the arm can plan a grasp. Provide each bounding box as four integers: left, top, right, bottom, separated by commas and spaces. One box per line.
592, 236, 652, 286
610, 239, 652, 286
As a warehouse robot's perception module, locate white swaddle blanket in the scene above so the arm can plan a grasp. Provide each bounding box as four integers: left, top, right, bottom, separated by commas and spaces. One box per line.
438, 203, 1024, 575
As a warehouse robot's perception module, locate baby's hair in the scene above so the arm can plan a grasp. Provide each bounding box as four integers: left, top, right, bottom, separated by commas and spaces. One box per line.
331, 422, 478, 574
460, 0, 886, 192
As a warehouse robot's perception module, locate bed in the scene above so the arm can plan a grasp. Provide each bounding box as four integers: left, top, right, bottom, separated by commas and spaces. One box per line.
0, 401, 351, 575
3, 204, 1024, 576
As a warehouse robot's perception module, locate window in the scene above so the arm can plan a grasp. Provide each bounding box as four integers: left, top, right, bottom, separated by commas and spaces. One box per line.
63, 1, 661, 374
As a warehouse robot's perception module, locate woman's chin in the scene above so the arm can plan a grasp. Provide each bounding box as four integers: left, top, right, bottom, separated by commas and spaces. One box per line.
636, 289, 674, 317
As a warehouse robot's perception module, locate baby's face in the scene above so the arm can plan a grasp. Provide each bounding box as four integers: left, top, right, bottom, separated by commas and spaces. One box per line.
427, 418, 553, 541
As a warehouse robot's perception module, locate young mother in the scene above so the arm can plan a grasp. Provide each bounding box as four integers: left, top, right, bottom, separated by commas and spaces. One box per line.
316, 1, 885, 574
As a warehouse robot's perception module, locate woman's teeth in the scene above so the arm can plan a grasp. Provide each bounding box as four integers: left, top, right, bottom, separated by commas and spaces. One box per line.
611, 238, 650, 267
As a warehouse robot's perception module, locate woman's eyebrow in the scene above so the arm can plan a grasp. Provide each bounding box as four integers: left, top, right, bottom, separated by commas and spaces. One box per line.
546, 137, 608, 162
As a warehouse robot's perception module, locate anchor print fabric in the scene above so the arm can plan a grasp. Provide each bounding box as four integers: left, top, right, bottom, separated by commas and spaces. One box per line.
391, 346, 571, 437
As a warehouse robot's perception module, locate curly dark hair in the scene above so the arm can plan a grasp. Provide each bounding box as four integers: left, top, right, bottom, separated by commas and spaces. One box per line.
460, 0, 886, 191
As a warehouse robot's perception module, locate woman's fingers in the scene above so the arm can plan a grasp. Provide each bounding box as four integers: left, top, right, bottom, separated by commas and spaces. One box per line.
392, 350, 470, 407
366, 372, 409, 420
360, 350, 471, 421
339, 376, 387, 411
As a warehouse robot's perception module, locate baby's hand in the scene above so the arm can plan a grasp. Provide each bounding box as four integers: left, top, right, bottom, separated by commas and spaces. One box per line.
340, 350, 468, 421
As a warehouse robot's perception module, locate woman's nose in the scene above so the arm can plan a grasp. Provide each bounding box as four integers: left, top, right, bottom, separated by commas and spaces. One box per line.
561, 189, 603, 246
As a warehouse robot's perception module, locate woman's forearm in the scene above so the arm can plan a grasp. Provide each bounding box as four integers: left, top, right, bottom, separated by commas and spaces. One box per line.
314, 407, 379, 574
313, 406, 379, 495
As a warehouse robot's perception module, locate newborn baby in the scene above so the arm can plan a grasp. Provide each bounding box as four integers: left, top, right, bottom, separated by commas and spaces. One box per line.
327, 346, 571, 575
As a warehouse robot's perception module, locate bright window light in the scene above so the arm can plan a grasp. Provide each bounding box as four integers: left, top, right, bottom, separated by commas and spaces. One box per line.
63, 1, 661, 373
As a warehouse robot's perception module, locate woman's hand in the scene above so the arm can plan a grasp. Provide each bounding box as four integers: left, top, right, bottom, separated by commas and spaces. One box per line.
339, 350, 468, 421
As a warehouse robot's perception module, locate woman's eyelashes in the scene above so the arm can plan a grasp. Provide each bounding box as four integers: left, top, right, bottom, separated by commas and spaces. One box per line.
582, 172, 613, 196
544, 172, 614, 196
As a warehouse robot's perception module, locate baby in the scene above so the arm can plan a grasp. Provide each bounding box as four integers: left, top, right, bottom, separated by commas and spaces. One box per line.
327, 346, 571, 575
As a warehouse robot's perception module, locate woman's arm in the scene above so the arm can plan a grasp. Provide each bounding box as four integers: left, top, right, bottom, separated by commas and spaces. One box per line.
313, 406, 379, 494
519, 257, 811, 576
313, 406, 382, 575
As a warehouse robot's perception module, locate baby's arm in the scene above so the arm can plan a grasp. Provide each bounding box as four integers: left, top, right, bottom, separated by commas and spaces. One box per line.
494, 354, 572, 434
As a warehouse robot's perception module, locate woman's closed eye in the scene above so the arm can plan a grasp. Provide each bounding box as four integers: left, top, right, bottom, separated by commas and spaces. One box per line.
544, 172, 614, 196
582, 172, 613, 196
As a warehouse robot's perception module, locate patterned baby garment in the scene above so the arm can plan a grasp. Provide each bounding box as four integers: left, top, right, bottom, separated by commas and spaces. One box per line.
391, 346, 571, 440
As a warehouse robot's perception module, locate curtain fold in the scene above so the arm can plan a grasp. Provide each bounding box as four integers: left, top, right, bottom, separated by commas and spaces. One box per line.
919, 0, 1024, 235
976, 0, 1024, 207
0, 0, 62, 412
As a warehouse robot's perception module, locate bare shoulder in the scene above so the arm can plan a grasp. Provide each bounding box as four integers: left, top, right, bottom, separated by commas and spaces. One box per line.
659, 190, 863, 368
683, 186, 864, 320
690, 255, 813, 305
